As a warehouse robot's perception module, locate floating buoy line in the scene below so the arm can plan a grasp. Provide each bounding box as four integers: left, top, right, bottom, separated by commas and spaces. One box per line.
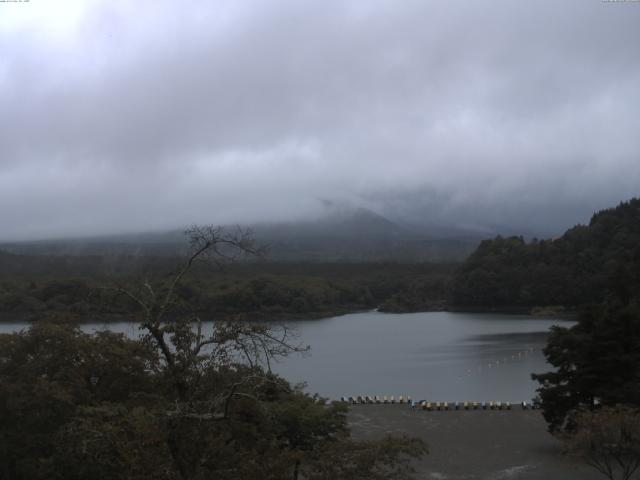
456, 347, 538, 380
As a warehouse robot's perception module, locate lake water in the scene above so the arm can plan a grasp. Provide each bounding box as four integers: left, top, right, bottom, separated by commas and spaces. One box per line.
0, 311, 571, 403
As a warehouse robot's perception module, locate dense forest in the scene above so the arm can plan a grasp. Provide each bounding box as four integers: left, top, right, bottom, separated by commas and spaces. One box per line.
450, 198, 640, 310
0, 254, 455, 322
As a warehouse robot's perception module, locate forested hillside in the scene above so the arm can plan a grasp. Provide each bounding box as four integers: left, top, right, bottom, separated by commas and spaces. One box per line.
450, 198, 640, 309
0, 257, 455, 321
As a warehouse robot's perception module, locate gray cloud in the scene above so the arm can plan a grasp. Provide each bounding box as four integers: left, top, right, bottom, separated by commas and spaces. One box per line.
1, 0, 639, 240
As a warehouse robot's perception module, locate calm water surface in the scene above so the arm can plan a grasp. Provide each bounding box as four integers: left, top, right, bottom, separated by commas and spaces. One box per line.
269, 311, 571, 402
1, 311, 571, 402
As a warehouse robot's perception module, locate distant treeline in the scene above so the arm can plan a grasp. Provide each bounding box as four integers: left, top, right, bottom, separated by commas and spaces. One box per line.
0, 257, 456, 321
450, 198, 640, 310
2, 198, 639, 320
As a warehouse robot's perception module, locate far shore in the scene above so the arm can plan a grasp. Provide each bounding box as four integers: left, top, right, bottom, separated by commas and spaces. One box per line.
0, 309, 359, 325
0, 305, 578, 325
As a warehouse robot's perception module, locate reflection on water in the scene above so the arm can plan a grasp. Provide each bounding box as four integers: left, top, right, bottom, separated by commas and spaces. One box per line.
0, 311, 572, 402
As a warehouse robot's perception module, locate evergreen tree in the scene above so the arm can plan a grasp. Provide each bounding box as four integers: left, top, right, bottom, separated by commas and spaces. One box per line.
532, 303, 640, 432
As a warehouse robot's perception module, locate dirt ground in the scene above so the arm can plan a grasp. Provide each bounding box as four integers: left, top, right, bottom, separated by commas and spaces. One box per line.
347, 404, 602, 480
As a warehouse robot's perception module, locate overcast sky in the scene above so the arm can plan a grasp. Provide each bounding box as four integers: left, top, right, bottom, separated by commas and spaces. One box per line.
1, 0, 639, 241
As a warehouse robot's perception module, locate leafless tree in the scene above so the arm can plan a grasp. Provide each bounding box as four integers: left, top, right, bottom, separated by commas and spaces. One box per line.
563, 406, 640, 480
107, 225, 307, 407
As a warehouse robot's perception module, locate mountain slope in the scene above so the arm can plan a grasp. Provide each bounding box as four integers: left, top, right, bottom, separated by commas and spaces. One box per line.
1, 207, 483, 262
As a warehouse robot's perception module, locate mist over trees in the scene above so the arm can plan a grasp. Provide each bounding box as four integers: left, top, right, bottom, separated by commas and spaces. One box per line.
2, 1, 639, 478
1, 195, 639, 478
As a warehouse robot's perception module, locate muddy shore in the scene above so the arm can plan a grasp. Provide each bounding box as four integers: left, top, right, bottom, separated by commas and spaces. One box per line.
348, 405, 600, 480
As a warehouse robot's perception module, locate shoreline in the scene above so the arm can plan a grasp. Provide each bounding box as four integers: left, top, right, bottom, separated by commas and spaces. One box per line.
0, 306, 578, 325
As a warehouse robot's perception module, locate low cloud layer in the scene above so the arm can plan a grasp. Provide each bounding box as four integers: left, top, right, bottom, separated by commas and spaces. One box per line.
1, 0, 639, 240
